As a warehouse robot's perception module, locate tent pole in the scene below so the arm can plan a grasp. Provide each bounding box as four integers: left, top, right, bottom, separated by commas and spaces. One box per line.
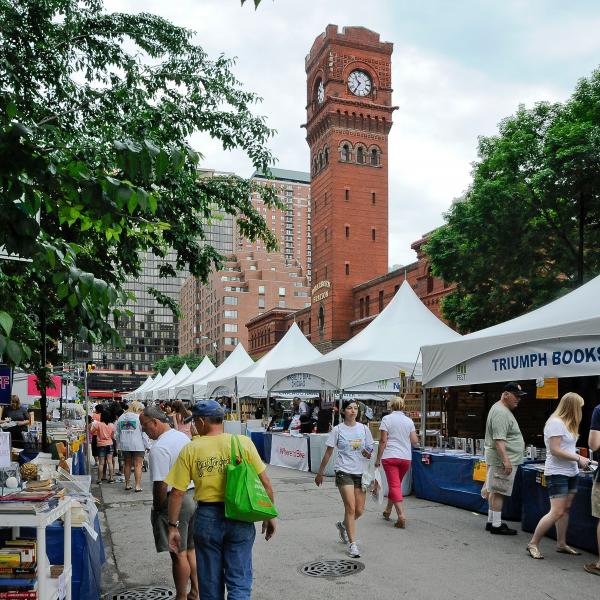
420, 386, 427, 448
265, 390, 270, 428
235, 379, 241, 422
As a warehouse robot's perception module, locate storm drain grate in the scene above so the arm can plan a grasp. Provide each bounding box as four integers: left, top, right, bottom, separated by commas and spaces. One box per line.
112, 586, 175, 599
299, 559, 365, 578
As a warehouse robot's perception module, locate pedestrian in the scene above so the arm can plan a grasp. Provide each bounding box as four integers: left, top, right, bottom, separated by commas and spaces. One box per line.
1, 395, 33, 443
314, 400, 374, 558
482, 382, 526, 535
165, 399, 276, 600
374, 396, 419, 528
140, 406, 199, 600
90, 409, 115, 484
164, 403, 176, 428
527, 393, 594, 558
172, 400, 193, 439
584, 400, 600, 576
115, 400, 148, 492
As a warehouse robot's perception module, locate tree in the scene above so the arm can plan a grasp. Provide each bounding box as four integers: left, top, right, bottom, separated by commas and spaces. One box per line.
153, 353, 207, 375
0, 0, 278, 445
425, 68, 600, 333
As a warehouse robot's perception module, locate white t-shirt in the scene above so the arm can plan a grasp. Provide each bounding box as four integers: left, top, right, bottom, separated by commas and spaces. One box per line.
298, 401, 310, 416
326, 422, 374, 475
543, 417, 579, 476
379, 411, 416, 460
149, 428, 192, 492
115, 412, 149, 452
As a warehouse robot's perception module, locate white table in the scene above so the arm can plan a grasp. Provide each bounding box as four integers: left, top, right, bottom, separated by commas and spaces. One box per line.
0, 497, 73, 600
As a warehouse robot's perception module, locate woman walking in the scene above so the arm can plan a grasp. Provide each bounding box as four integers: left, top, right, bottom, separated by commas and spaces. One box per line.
172, 400, 193, 439
315, 400, 374, 558
115, 400, 148, 492
375, 396, 419, 528
90, 409, 116, 484
527, 392, 595, 559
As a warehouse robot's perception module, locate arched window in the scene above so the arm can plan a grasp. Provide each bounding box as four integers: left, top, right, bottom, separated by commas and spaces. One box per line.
340, 141, 352, 162
370, 146, 380, 166
318, 305, 325, 334
313, 156, 319, 175
356, 146, 365, 164
319, 151, 324, 170
324, 146, 329, 165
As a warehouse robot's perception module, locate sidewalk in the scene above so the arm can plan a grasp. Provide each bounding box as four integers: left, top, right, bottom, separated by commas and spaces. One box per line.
98, 465, 600, 599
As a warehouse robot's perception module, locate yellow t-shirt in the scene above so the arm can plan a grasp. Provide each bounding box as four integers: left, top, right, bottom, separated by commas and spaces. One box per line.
165, 433, 265, 502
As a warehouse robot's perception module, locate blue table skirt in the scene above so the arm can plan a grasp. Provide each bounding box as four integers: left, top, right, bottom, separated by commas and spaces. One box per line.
23, 514, 105, 600
250, 431, 266, 462
71, 447, 86, 475
263, 433, 272, 464
520, 465, 597, 553
411, 450, 529, 521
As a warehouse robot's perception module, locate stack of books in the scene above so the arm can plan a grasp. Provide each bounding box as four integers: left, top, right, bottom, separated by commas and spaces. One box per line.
0, 490, 60, 515
0, 540, 37, 598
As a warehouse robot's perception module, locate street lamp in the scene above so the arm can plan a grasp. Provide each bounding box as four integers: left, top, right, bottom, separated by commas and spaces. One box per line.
200, 335, 218, 364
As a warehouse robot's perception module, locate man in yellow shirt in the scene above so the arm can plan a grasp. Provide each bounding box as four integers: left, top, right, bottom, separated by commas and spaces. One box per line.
166, 399, 276, 600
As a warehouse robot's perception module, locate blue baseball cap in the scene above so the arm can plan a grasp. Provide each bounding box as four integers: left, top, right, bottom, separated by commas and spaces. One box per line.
184, 399, 225, 423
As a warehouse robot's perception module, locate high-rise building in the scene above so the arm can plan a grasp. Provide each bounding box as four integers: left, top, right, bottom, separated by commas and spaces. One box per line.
304, 25, 395, 351
178, 168, 312, 361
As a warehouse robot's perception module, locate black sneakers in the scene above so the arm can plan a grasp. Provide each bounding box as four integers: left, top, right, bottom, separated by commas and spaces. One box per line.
489, 523, 517, 535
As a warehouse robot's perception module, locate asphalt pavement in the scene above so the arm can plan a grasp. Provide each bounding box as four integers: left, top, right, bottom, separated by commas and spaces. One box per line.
98, 465, 599, 600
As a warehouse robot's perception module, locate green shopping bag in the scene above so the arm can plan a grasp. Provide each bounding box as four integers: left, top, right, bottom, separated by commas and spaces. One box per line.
224, 435, 278, 523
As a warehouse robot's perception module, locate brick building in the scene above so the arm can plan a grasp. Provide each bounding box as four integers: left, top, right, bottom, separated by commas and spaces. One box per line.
246, 26, 453, 357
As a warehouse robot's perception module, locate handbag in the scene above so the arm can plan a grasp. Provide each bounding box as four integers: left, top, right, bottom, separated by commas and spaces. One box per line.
224, 435, 278, 523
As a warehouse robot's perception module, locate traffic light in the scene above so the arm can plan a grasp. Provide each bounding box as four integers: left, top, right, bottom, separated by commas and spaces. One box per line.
86, 361, 96, 372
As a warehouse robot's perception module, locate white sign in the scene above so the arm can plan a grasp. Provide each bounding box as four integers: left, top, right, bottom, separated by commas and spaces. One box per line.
271, 372, 336, 393
427, 337, 600, 388
0, 432, 11, 467
269, 433, 309, 471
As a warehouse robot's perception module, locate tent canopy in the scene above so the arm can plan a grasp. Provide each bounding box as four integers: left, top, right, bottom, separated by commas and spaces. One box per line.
124, 375, 154, 400
206, 323, 322, 398
155, 364, 191, 400
135, 372, 161, 400
193, 344, 253, 399
144, 369, 174, 400
266, 281, 461, 394
172, 356, 216, 400
421, 274, 600, 388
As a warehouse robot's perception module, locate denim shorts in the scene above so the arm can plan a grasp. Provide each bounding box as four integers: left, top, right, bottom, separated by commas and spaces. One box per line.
97, 445, 113, 458
546, 474, 578, 498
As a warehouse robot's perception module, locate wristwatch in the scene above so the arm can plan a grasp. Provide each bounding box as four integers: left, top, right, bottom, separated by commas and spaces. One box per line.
168, 520, 180, 528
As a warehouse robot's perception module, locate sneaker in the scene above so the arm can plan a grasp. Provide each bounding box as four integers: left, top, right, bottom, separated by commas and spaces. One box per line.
347, 542, 360, 558
489, 523, 517, 535
336, 521, 348, 543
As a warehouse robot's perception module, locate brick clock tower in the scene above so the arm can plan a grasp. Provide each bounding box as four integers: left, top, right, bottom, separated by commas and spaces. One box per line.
305, 25, 395, 351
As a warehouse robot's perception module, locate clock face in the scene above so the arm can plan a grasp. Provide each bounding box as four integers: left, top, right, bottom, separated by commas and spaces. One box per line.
348, 70, 372, 97
316, 80, 324, 104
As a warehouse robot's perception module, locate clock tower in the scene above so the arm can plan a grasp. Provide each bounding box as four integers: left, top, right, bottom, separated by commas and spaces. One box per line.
305, 25, 395, 350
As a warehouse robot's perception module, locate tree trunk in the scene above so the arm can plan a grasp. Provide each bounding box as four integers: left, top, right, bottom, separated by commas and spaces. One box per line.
39, 305, 49, 453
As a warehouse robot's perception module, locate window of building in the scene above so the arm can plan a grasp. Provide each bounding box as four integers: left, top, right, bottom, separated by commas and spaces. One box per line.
279, 300, 286, 308
224, 296, 238, 306
224, 337, 239, 346
359, 298, 364, 319
223, 323, 238, 333
258, 298, 265, 309
365, 295, 370, 316
394, 284, 400, 294
294, 291, 308, 297
324, 146, 329, 165
356, 146, 364, 164
324, 227, 328, 242
345, 225, 350, 238
345, 262, 350, 276
341, 143, 351, 162
345, 189, 349, 202
318, 305, 325, 334
372, 228, 376, 241
372, 192, 376, 205
379, 290, 384, 312
279, 287, 285, 296
258, 285, 265, 295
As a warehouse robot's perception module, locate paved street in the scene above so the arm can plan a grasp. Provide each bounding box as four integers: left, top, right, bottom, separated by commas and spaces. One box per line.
98, 465, 599, 599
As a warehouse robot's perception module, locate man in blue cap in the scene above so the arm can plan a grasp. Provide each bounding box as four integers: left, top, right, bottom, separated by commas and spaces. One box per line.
165, 399, 276, 600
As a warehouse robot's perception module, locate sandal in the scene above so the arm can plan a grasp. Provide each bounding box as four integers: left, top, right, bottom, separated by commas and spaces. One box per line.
556, 545, 581, 555
526, 544, 544, 559
584, 563, 600, 576
124, 485, 132, 491
134, 488, 143, 493
382, 510, 391, 521
394, 517, 406, 529
107, 479, 116, 484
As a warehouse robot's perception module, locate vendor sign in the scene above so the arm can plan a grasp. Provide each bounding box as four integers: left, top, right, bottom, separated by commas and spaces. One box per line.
0, 366, 11, 405
27, 374, 61, 398
535, 377, 558, 399
270, 433, 309, 471
270, 372, 336, 393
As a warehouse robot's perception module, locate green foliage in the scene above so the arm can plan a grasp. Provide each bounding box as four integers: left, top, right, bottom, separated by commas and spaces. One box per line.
0, 0, 281, 371
153, 352, 206, 375
425, 68, 600, 333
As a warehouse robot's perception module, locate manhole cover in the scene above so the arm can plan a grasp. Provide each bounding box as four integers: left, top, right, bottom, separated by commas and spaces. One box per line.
112, 586, 175, 599
298, 559, 365, 578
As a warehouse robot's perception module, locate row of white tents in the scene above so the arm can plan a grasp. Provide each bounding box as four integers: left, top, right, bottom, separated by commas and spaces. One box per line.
126, 274, 600, 412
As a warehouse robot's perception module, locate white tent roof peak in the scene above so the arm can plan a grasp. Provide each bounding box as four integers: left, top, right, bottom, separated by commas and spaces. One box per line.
156, 364, 192, 400
171, 356, 216, 400
194, 344, 254, 397
206, 322, 321, 398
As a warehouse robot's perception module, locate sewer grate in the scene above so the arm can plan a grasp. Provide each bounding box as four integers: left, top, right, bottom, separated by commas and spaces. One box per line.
298, 559, 365, 578
111, 586, 175, 599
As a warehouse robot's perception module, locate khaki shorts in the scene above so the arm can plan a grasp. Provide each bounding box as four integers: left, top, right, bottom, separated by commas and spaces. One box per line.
335, 471, 362, 488
482, 464, 518, 498
151, 490, 195, 553
592, 479, 600, 519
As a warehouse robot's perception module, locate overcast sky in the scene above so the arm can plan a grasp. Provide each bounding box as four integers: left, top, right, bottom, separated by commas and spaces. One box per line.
107, 0, 600, 266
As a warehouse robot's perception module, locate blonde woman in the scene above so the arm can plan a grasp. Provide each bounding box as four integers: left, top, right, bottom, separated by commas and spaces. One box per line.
527, 392, 595, 559
115, 400, 149, 492
375, 396, 419, 528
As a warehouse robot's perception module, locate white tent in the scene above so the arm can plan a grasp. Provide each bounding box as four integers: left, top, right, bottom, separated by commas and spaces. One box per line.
266, 281, 461, 394
421, 274, 600, 388
126, 375, 154, 400
206, 323, 322, 399
193, 344, 253, 399
134, 373, 161, 400
155, 364, 191, 401
172, 356, 216, 400
143, 369, 174, 401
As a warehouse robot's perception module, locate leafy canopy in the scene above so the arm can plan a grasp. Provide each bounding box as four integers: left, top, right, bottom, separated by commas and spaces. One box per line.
0, 0, 279, 375
425, 67, 600, 333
